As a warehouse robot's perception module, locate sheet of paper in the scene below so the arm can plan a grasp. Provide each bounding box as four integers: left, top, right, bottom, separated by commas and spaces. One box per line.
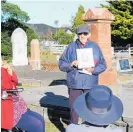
76, 48, 94, 69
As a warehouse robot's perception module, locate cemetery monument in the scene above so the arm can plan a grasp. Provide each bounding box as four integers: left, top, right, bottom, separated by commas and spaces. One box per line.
11, 28, 28, 66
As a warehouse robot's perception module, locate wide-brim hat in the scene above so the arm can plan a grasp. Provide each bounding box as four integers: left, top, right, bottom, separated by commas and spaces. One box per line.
76, 24, 91, 34
74, 85, 123, 125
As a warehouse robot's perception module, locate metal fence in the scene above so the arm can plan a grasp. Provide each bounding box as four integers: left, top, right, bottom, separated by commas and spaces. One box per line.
129, 47, 133, 56
50, 44, 133, 56
112, 44, 133, 57
50, 45, 67, 54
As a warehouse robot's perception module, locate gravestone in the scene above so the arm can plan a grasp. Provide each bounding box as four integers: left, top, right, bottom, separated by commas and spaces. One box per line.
29, 39, 41, 70
117, 59, 132, 72
119, 82, 133, 132
119, 82, 133, 123
11, 28, 28, 66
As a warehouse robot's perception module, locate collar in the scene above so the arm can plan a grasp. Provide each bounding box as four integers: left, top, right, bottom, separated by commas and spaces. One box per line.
75, 39, 89, 48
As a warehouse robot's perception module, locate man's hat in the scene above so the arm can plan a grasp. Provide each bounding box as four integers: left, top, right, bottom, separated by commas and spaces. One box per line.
76, 24, 91, 34
74, 85, 123, 125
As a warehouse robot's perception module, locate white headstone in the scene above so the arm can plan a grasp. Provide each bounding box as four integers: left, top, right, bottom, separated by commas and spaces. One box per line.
11, 28, 28, 66
119, 82, 133, 119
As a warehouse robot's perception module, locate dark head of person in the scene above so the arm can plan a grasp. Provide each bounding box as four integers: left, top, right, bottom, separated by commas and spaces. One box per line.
74, 85, 123, 126
76, 24, 91, 45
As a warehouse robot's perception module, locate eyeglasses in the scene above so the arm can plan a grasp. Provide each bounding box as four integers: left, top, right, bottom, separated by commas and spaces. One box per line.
78, 32, 88, 36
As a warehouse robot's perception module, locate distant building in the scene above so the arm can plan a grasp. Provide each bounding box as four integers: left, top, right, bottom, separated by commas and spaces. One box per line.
60, 26, 73, 34
64, 28, 73, 34
41, 40, 59, 49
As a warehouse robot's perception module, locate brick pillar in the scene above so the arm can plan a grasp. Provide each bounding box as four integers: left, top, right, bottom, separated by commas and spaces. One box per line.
30, 39, 41, 70
82, 8, 117, 85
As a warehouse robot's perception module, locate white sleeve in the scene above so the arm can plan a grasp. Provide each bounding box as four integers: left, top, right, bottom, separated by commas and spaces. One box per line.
66, 124, 88, 132
66, 124, 75, 132
116, 128, 124, 132
110, 127, 124, 132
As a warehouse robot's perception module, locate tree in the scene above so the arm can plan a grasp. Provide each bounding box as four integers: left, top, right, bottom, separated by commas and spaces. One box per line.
26, 26, 38, 55
101, 1, 133, 46
1, 0, 6, 3
1, 19, 38, 57
1, 32, 12, 60
52, 5, 85, 45
1, 2, 38, 60
54, 20, 59, 35
1, 2, 30, 22
72, 5, 85, 32
54, 20, 59, 27
53, 29, 74, 45
45, 28, 53, 40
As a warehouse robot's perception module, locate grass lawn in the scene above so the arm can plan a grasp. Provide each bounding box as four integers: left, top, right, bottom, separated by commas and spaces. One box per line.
118, 74, 133, 82
45, 119, 68, 132
40, 49, 57, 61
17, 84, 41, 88
45, 120, 61, 132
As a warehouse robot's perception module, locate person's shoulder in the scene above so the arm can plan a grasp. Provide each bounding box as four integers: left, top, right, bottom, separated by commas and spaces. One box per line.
65, 41, 76, 51
88, 40, 97, 45
1, 67, 6, 71
88, 40, 99, 48
107, 126, 124, 132
68, 41, 76, 47
111, 127, 124, 132
66, 124, 78, 132
66, 124, 87, 132
1, 67, 8, 75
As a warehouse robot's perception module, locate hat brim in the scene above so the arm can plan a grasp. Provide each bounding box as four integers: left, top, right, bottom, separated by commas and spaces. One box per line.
74, 93, 123, 125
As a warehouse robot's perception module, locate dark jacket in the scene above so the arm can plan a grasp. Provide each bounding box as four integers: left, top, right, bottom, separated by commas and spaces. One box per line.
59, 39, 107, 89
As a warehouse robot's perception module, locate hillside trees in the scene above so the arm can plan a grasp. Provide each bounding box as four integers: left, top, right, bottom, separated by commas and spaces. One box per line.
52, 5, 85, 45
53, 29, 74, 45
1, 2, 38, 60
102, 0, 133, 47
71, 5, 85, 32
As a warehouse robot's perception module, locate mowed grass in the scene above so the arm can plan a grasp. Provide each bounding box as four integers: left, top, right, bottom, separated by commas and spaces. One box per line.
117, 74, 133, 82
45, 120, 61, 132
40, 49, 57, 61
45, 119, 68, 132
17, 84, 40, 88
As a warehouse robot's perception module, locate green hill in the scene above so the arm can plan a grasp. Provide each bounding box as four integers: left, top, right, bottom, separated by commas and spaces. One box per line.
27, 23, 58, 38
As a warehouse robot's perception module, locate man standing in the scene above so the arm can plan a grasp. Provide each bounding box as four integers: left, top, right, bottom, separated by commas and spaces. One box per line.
59, 24, 107, 124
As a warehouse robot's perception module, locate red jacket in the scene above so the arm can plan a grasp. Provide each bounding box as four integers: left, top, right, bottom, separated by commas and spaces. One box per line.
1, 67, 18, 130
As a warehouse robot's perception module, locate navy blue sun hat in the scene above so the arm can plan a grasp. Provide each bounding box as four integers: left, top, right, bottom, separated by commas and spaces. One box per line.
76, 24, 91, 34
74, 85, 123, 125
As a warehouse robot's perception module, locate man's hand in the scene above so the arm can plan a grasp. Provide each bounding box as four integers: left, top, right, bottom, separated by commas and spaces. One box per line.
71, 60, 78, 68
84, 67, 94, 73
